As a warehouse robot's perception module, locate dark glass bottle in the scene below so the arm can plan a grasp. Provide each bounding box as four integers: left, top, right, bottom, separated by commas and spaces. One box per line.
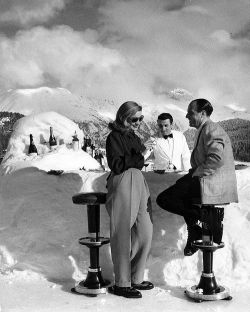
49, 126, 57, 147
82, 137, 87, 151
94, 150, 104, 166
86, 136, 92, 156
28, 134, 38, 155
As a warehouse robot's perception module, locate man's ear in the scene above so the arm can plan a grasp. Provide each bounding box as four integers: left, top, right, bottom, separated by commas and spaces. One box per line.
201, 110, 206, 117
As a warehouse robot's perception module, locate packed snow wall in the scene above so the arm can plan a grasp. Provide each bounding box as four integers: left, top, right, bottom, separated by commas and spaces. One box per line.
1, 167, 250, 289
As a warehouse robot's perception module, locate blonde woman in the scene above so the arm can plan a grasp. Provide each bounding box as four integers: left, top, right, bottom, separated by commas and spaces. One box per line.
106, 101, 154, 298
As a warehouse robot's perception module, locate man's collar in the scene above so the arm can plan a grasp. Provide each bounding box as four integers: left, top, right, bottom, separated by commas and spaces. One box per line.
197, 119, 207, 132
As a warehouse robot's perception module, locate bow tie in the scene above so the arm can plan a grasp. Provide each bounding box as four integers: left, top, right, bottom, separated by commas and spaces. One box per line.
163, 133, 173, 139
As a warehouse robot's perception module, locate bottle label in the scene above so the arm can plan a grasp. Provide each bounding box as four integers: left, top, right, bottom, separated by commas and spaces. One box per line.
72, 141, 79, 151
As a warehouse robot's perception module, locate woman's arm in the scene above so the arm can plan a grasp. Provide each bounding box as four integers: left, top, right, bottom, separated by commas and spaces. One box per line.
106, 132, 145, 174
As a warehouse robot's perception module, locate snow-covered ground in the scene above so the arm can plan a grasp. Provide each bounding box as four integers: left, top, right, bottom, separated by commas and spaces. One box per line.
0, 112, 250, 312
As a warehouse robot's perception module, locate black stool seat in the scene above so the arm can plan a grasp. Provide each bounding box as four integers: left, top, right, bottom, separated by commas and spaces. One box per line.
72, 192, 107, 205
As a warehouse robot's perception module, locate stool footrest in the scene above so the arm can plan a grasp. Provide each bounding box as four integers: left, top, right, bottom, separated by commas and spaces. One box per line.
79, 237, 110, 247
192, 240, 224, 251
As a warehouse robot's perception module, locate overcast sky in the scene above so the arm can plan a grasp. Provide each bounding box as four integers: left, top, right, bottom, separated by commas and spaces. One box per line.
0, 0, 250, 121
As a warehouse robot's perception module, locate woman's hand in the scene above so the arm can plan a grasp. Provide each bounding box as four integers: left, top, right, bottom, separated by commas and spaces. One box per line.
144, 137, 156, 152
142, 138, 156, 159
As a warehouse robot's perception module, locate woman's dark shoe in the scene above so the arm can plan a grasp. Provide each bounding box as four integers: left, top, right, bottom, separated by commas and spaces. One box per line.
109, 285, 142, 298
184, 224, 202, 256
132, 281, 154, 290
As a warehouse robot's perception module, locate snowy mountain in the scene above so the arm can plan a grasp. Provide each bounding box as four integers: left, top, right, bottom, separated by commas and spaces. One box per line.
0, 87, 185, 150
0, 87, 118, 122
0, 87, 189, 127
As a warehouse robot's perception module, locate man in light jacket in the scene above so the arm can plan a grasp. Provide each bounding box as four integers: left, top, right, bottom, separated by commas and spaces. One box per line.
150, 113, 191, 172
156, 99, 238, 256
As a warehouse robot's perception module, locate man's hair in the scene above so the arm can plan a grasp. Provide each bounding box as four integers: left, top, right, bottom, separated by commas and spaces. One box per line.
157, 113, 173, 124
190, 98, 213, 116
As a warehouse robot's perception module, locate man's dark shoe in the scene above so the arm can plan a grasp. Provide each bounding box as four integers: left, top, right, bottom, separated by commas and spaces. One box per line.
184, 224, 202, 256
132, 281, 154, 290
109, 285, 142, 298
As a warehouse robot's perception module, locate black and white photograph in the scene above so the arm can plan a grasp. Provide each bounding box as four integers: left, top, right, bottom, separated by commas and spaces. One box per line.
0, 1, 249, 311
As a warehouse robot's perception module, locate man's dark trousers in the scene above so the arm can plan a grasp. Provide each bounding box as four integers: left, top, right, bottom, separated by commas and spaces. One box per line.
156, 172, 201, 224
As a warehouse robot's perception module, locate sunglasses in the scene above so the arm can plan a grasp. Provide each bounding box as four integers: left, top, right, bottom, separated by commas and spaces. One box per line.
128, 115, 144, 123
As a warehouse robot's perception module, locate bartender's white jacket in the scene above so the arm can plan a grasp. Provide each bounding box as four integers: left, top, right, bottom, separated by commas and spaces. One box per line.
150, 130, 191, 172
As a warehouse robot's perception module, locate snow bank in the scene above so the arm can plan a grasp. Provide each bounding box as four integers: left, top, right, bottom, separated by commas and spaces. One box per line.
0, 112, 250, 290
1, 111, 102, 174
0, 167, 249, 289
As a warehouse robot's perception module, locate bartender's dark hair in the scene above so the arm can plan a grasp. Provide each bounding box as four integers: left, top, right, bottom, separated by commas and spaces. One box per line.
115, 101, 142, 127
190, 98, 213, 116
157, 113, 173, 124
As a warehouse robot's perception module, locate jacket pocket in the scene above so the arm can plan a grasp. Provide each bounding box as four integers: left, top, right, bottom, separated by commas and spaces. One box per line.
200, 174, 223, 198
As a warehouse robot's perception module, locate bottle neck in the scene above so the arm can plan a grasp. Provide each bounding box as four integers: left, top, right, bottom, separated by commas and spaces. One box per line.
30, 135, 34, 144
49, 127, 57, 146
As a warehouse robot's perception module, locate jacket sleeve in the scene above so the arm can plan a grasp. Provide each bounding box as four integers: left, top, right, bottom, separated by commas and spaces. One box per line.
181, 134, 191, 171
193, 125, 225, 177
106, 132, 145, 174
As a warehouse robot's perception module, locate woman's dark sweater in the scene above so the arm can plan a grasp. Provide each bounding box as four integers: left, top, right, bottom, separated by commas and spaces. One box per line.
106, 123, 145, 175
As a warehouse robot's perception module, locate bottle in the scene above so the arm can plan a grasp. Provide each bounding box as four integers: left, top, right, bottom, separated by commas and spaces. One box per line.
82, 137, 87, 151
72, 131, 79, 151
91, 140, 96, 157
28, 134, 38, 155
49, 126, 57, 148
86, 136, 92, 156
94, 149, 105, 169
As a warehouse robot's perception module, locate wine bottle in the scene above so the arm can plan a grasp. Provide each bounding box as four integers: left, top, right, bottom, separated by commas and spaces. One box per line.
28, 134, 38, 155
72, 131, 79, 151
49, 126, 57, 148
85, 136, 92, 156
82, 137, 87, 151
91, 140, 96, 157
94, 149, 104, 166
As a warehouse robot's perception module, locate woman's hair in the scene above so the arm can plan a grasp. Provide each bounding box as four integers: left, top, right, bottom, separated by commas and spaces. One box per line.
115, 101, 142, 127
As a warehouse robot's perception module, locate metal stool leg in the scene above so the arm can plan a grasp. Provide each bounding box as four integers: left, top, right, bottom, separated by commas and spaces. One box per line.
185, 206, 232, 302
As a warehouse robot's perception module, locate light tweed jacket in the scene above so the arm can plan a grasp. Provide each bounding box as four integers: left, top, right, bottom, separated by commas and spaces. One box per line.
191, 119, 238, 205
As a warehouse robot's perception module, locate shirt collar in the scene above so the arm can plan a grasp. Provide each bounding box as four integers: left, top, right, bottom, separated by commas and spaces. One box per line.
197, 119, 207, 132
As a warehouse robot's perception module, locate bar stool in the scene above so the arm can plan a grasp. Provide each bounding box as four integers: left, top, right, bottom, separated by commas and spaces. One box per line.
71, 192, 110, 296
185, 204, 232, 302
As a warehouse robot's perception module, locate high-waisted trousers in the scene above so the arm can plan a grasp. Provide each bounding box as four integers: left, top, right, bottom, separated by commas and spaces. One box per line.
106, 168, 153, 287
